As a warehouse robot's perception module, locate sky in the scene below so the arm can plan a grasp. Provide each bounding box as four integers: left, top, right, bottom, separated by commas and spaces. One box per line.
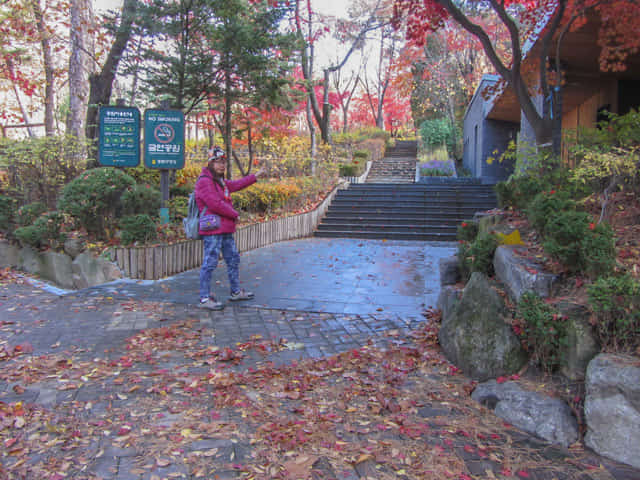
93, 0, 357, 71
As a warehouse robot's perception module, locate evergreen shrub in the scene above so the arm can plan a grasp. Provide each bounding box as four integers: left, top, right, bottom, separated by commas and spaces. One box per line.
516, 292, 568, 373
338, 164, 358, 177
14, 211, 69, 250
0, 195, 15, 232
17, 202, 48, 227
119, 214, 157, 245
456, 220, 478, 242
57, 168, 136, 239
581, 222, 616, 279
527, 190, 576, 234
458, 232, 499, 282
543, 210, 616, 277
121, 184, 161, 217
543, 210, 590, 272
494, 176, 549, 210
168, 196, 189, 222
587, 274, 640, 352
170, 185, 191, 198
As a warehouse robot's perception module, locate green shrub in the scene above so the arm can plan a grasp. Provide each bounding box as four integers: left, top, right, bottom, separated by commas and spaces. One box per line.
57, 168, 136, 239
587, 274, 640, 352
527, 190, 576, 234
168, 196, 189, 222
543, 210, 616, 277
353, 150, 369, 160
338, 164, 358, 177
543, 210, 590, 272
497, 176, 550, 210
170, 184, 191, 198
333, 128, 390, 146
0, 195, 16, 232
14, 211, 69, 250
121, 184, 161, 217
419, 118, 458, 155
516, 292, 568, 373
232, 181, 301, 212
456, 220, 478, 242
17, 201, 48, 227
119, 214, 157, 245
126, 164, 161, 187
458, 232, 499, 282
0, 135, 88, 208
581, 222, 616, 279
494, 181, 515, 208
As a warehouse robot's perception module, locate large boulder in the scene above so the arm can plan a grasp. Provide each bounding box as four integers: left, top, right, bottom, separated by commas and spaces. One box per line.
63, 236, 86, 259
40, 251, 75, 290
0, 239, 19, 268
72, 252, 123, 289
439, 256, 460, 286
438, 272, 527, 381
436, 285, 461, 320
472, 380, 579, 447
493, 245, 557, 302
557, 301, 599, 381
584, 354, 640, 468
18, 246, 44, 275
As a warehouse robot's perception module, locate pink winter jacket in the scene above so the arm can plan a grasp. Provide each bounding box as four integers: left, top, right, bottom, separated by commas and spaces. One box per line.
194, 167, 256, 235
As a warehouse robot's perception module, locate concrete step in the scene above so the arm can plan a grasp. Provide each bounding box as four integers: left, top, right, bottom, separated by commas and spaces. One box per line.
316, 223, 457, 234
319, 214, 474, 224
334, 190, 497, 200
315, 147, 497, 240
315, 229, 456, 241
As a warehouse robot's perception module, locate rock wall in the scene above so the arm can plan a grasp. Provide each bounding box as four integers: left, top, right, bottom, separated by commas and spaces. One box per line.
0, 239, 122, 290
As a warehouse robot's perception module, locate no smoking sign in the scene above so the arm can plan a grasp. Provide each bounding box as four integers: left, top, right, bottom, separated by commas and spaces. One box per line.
144, 109, 185, 169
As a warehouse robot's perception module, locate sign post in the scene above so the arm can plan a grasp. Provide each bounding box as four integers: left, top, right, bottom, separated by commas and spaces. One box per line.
143, 107, 185, 224
98, 106, 141, 167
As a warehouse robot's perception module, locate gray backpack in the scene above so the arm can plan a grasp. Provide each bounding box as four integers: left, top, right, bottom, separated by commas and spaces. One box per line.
183, 192, 202, 240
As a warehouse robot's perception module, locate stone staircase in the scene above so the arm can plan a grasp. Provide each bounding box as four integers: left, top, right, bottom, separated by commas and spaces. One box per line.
366, 140, 417, 183
314, 182, 497, 241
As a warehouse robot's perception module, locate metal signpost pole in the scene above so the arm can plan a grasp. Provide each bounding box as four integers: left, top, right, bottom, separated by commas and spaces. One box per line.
143, 100, 185, 225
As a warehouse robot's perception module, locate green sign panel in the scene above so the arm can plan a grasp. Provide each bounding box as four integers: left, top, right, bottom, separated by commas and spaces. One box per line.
144, 109, 185, 169
98, 106, 141, 167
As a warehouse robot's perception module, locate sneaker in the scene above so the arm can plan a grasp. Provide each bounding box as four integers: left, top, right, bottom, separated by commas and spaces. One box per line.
198, 297, 224, 310
229, 289, 254, 301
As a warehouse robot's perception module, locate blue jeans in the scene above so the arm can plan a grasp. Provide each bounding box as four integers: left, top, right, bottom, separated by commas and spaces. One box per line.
199, 234, 240, 300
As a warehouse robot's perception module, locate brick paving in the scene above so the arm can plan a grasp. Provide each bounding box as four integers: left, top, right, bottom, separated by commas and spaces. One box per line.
1, 238, 640, 479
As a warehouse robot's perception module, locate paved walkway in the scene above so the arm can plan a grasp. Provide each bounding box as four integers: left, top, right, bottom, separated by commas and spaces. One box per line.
85, 238, 456, 317
1, 238, 639, 479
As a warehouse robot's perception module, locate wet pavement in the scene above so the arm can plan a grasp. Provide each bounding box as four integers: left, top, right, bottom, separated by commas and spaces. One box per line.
82, 238, 457, 318
2, 237, 639, 479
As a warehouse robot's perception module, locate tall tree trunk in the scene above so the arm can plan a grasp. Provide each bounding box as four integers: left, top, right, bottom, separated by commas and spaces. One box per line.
31, 0, 55, 136
5, 58, 35, 137
307, 98, 317, 174
86, 0, 137, 165
128, 36, 143, 106
68, 0, 93, 146
320, 69, 331, 143
224, 68, 233, 180
247, 116, 254, 172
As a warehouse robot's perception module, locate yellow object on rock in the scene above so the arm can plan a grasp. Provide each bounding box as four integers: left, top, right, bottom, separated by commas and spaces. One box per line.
496, 229, 523, 245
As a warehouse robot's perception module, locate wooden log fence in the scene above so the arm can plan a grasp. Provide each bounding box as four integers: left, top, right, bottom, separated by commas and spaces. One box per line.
111, 182, 345, 280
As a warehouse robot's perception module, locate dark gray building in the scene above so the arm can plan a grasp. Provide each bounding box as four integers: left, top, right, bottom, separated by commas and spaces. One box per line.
463, 74, 519, 183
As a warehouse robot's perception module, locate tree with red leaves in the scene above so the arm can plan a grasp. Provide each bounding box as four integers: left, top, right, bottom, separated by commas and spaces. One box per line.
394, 0, 640, 155
295, 0, 388, 143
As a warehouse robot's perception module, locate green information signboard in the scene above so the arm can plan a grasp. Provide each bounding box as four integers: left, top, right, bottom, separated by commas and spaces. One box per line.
98, 106, 141, 167
144, 109, 185, 169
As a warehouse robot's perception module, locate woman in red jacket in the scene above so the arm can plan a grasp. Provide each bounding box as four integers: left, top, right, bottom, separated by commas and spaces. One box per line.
195, 146, 265, 310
